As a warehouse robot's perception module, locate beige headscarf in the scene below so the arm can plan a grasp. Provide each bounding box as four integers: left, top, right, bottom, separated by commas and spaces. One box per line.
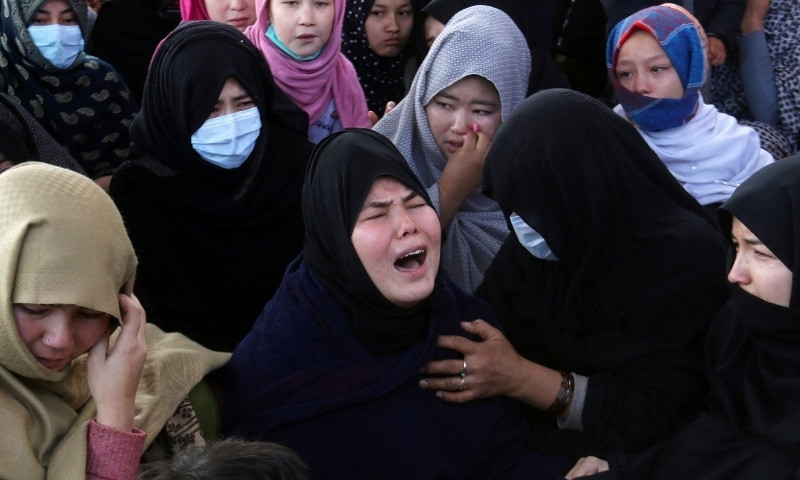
0, 163, 230, 480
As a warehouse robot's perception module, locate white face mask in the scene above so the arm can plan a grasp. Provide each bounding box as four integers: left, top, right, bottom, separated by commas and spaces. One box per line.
190, 107, 262, 169
28, 24, 84, 69
509, 213, 558, 261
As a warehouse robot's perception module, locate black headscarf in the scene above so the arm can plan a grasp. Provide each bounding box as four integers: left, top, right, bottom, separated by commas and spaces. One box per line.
111, 21, 312, 351
130, 20, 308, 198
715, 154, 800, 453
342, 0, 415, 115
479, 89, 729, 455
303, 128, 443, 354
596, 156, 800, 480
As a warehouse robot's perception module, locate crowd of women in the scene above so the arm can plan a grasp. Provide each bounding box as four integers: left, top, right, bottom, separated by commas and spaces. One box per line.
1, 0, 798, 478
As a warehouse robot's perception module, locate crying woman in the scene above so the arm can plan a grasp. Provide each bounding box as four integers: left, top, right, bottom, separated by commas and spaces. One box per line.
222, 128, 569, 480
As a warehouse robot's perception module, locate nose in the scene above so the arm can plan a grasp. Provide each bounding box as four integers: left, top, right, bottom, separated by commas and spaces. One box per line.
43, 315, 74, 350
449, 110, 469, 135
727, 254, 749, 285
632, 73, 650, 95
229, 0, 244, 11
386, 14, 399, 32
298, 2, 314, 25
396, 209, 418, 237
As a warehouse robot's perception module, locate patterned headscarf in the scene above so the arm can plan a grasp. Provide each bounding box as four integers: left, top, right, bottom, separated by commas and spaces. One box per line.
607, 3, 708, 132
0, 0, 137, 178
342, 0, 413, 115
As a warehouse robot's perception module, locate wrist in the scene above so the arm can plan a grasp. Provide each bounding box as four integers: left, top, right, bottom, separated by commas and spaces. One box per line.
95, 402, 136, 432
547, 371, 575, 418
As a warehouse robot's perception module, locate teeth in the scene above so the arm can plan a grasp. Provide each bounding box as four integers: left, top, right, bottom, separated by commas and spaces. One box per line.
400, 249, 424, 259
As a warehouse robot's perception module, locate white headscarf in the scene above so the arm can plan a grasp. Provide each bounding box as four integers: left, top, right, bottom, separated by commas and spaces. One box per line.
615, 98, 774, 206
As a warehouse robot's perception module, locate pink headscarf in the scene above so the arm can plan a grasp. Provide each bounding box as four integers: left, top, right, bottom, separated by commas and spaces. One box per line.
244, 0, 370, 127
180, 0, 210, 21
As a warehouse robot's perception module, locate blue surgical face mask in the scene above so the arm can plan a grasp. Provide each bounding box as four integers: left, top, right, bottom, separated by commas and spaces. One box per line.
509, 213, 558, 261
27, 24, 84, 69
190, 107, 262, 169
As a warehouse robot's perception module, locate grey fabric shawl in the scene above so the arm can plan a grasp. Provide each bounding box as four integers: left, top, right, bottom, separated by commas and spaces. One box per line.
373, 5, 530, 293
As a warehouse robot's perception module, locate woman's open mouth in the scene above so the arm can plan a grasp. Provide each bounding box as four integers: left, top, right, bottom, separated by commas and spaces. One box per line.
394, 248, 426, 272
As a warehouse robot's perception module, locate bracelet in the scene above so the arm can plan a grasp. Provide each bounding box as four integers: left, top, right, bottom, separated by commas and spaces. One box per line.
546, 371, 574, 416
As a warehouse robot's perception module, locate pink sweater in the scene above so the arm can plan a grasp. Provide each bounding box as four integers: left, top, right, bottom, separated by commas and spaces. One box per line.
86, 419, 146, 480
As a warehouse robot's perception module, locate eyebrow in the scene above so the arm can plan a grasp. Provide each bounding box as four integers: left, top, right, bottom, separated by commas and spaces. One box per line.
434, 91, 499, 109
37, 5, 74, 13
732, 235, 764, 247
616, 53, 671, 67
362, 190, 419, 209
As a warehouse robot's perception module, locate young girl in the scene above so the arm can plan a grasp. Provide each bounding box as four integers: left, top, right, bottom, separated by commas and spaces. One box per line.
566, 152, 800, 480
180, 0, 256, 31
0, 0, 138, 188
342, 0, 415, 118
244, 0, 370, 142
373, 5, 530, 293
0, 163, 229, 480
607, 4, 773, 217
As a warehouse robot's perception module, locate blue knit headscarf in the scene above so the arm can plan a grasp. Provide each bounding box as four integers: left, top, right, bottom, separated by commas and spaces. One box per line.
607, 3, 708, 132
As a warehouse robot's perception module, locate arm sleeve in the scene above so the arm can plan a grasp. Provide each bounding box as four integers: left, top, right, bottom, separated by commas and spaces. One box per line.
699, 0, 746, 48
86, 419, 146, 480
739, 29, 779, 124
558, 372, 589, 431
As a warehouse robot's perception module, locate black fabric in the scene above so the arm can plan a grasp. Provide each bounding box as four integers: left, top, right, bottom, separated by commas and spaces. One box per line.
0, 91, 86, 174
86, 0, 179, 105
303, 128, 444, 354
478, 89, 730, 457
598, 154, 800, 480
110, 21, 312, 352
223, 258, 571, 479
602, 0, 745, 48
420, 0, 568, 95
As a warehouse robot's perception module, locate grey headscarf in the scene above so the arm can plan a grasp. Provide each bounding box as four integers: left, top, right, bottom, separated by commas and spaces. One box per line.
373, 5, 530, 292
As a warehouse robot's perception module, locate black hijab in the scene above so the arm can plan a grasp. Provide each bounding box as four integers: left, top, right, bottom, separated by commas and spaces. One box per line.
111, 21, 312, 351
303, 128, 443, 354
480, 89, 729, 454
130, 20, 308, 198
715, 154, 800, 450
597, 156, 800, 480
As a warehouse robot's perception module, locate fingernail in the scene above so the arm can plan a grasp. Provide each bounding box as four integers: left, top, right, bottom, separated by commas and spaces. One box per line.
462, 134, 467, 141
419, 379, 429, 388
471, 123, 479, 133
